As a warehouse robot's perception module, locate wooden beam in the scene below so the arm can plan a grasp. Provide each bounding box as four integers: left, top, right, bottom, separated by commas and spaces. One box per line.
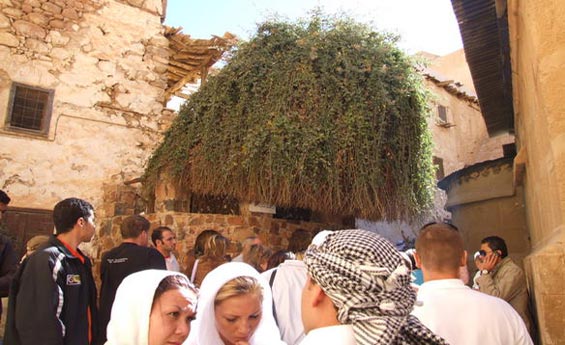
168, 73, 200, 100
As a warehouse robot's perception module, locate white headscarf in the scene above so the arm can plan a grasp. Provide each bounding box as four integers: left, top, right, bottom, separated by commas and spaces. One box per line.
187, 262, 284, 345
105, 269, 192, 345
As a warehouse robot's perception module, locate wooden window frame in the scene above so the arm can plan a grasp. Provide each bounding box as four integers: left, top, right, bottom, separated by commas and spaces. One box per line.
437, 104, 448, 123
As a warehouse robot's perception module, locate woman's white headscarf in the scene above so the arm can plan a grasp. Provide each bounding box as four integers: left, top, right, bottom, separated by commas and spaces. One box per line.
187, 262, 284, 345
105, 269, 191, 345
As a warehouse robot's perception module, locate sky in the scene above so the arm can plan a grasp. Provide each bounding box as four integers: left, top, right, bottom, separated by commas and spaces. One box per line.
165, 0, 463, 56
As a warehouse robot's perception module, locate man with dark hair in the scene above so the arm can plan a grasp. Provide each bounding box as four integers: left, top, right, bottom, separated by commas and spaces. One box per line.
0, 190, 11, 222
5, 197, 98, 345
476, 235, 533, 333
97, 215, 165, 344
151, 226, 180, 271
261, 228, 314, 344
287, 228, 313, 259
0, 190, 18, 326
411, 223, 532, 344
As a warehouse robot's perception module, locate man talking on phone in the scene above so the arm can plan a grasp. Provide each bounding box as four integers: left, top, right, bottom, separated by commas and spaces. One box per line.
476, 236, 533, 335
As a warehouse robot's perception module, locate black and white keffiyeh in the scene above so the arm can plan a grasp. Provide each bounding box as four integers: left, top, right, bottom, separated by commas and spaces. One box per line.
304, 229, 448, 345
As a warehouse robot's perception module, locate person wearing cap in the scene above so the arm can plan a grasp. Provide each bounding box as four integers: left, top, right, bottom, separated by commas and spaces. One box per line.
20, 235, 50, 262
300, 229, 447, 345
411, 223, 532, 345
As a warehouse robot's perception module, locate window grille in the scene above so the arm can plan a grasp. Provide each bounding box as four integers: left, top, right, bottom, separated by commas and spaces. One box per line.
7, 83, 54, 135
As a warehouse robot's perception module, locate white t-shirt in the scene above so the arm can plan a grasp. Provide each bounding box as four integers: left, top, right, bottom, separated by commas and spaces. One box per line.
165, 252, 180, 272
411, 279, 532, 345
299, 325, 356, 345
261, 260, 308, 345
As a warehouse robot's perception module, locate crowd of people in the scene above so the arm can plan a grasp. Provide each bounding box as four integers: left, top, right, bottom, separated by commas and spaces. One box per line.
0, 192, 537, 344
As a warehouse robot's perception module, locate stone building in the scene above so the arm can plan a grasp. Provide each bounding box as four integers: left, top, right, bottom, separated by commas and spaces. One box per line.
451, 0, 565, 343
0, 0, 233, 258
422, 49, 514, 178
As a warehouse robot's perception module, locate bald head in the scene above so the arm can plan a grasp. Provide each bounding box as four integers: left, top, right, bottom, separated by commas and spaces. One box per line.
415, 223, 464, 277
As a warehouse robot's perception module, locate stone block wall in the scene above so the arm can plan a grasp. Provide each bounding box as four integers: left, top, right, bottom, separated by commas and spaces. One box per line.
508, 0, 565, 343
93, 210, 338, 278
425, 79, 514, 178
0, 0, 173, 215
440, 158, 530, 275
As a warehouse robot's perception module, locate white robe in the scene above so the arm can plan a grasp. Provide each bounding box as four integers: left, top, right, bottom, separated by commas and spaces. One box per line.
299, 325, 356, 345
411, 279, 532, 345
261, 260, 308, 345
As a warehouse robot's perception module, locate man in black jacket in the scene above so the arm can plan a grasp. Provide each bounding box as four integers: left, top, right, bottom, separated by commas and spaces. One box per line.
5, 197, 99, 345
0, 190, 18, 324
96, 214, 166, 344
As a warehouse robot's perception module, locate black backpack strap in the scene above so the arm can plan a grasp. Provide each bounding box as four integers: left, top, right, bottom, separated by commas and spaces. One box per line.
269, 268, 279, 327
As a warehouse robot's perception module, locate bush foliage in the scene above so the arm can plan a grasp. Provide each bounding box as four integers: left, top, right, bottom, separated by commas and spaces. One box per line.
144, 13, 436, 221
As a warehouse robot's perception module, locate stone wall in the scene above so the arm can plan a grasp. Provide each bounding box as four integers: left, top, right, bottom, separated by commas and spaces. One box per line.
94, 209, 338, 277
440, 158, 530, 269
0, 0, 173, 216
508, 0, 565, 343
424, 78, 514, 177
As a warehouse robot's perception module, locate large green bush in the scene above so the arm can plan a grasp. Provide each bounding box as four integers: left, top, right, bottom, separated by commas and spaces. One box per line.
144, 13, 435, 221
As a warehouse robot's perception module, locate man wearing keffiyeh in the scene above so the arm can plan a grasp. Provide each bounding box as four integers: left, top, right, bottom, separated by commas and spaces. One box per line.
300, 229, 447, 345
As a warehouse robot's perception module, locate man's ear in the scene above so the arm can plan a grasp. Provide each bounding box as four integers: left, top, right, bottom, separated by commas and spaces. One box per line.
414, 251, 422, 269
311, 283, 326, 307
461, 250, 468, 267
77, 217, 85, 227
305, 278, 326, 307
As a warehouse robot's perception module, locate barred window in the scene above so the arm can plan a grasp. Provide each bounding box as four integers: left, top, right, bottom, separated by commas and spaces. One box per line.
437, 105, 448, 123
7, 83, 54, 135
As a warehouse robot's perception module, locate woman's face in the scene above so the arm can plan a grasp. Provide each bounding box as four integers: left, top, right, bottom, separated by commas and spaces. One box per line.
148, 287, 197, 345
214, 293, 262, 345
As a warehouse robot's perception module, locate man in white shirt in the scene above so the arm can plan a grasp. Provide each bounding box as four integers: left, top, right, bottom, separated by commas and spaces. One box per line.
411, 223, 533, 345
300, 229, 446, 345
151, 226, 180, 271
261, 229, 313, 344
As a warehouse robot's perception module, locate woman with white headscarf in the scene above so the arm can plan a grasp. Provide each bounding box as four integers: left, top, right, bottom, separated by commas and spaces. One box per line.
105, 269, 198, 345
187, 262, 285, 345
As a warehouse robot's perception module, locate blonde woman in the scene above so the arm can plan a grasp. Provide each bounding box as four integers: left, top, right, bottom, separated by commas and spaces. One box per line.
191, 234, 229, 286
187, 262, 284, 345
